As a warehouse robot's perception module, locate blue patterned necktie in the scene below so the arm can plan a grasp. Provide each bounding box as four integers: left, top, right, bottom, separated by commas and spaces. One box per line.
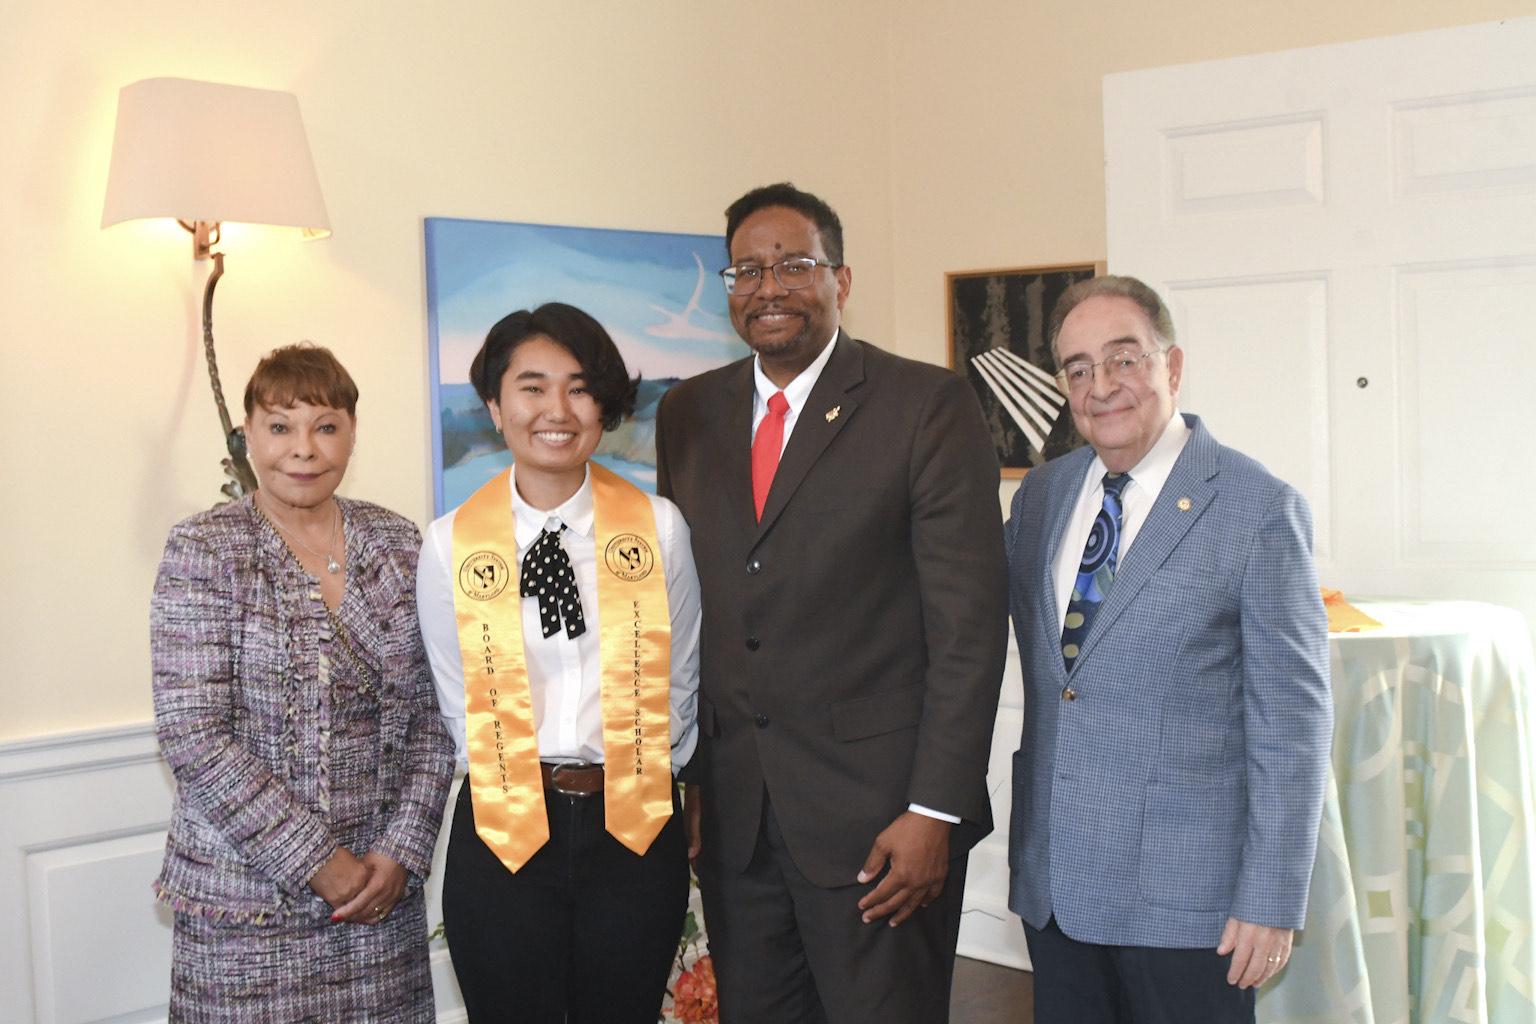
1061, 472, 1132, 670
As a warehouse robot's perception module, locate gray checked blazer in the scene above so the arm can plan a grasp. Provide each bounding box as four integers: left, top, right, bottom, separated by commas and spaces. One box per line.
1005, 414, 1332, 948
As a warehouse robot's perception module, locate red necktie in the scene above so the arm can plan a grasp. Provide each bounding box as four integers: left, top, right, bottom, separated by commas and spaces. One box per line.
752, 391, 789, 521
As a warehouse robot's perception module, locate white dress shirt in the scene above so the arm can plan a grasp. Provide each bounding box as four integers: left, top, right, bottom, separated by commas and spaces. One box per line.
749, 329, 959, 825
1052, 411, 1192, 630
750, 327, 839, 450
417, 465, 702, 774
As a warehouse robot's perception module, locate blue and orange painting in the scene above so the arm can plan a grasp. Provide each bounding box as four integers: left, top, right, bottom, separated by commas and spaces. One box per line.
425, 217, 748, 514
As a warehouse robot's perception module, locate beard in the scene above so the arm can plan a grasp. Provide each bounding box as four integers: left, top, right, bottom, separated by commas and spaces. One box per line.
739, 308, 824, 362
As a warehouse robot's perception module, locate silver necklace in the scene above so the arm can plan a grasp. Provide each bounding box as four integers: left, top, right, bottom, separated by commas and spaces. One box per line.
259, 499, 343, 574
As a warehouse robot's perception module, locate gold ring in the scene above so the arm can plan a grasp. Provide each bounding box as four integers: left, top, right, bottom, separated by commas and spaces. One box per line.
1266, 955, 1282, 964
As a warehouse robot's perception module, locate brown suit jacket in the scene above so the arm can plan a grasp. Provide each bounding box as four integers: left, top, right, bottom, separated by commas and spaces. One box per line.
656, 332, 1007, 888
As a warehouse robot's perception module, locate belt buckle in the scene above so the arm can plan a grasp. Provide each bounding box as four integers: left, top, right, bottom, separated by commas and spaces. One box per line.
549, 759, 598, 797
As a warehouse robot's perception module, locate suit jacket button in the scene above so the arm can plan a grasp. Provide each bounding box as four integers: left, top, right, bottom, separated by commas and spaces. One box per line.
1062, 686, 1077, 702
745, 636, 760, 651
754, 714, 770, 729
747, 559, 762, 575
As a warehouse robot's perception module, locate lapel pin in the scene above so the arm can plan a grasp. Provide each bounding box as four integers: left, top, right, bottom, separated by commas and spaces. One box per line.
1177, 497, 1192, 512
825, 405, 841, 423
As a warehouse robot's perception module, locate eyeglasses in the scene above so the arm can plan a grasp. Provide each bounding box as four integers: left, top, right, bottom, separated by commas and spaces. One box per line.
718, 256, 841, 296
1055, 348, 1166, 393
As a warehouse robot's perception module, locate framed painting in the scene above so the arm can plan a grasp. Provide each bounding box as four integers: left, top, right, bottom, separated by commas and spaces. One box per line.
425, 217, 749, 514
946, 261, 1103, 478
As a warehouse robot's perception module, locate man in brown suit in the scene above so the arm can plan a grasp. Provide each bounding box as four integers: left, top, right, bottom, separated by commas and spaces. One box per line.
655, 183, 1007, 1023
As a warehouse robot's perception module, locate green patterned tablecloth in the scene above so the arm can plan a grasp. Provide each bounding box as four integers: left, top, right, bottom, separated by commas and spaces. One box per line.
1260, 601, 1536, 1024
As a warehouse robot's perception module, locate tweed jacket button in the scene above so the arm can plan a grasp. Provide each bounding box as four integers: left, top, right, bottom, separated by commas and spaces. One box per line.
753, 714, 770, 729
1062, 686, 1077, 702
745, 636, 761, 651
747, 559, 762, 575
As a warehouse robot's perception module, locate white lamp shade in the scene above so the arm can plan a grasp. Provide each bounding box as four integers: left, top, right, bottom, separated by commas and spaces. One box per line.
101, 77, 330, 237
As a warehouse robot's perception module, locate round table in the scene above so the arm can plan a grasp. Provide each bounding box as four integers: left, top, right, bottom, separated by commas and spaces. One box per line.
1260, 600, 1536, 1024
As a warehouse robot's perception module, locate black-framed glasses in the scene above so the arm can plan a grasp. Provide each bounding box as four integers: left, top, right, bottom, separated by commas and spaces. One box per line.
719, 256, 841, 296
1054, 347, 1166, 394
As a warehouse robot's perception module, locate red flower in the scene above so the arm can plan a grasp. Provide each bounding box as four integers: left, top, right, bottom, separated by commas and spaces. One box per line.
672, 955, 718, 1024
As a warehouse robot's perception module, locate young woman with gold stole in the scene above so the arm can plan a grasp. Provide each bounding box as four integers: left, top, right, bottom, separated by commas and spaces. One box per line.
416, 303, 702, 1023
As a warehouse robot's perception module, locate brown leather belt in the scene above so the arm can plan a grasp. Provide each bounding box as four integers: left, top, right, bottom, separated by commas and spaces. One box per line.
540, 760, 604, 796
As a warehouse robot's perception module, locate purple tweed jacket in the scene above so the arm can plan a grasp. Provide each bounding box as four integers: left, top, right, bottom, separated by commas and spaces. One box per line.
150, 496, 454, 924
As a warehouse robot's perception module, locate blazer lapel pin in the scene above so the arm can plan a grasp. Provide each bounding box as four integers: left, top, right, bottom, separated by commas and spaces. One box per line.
825, 405, 841, 423
1177, 497, 1192, 511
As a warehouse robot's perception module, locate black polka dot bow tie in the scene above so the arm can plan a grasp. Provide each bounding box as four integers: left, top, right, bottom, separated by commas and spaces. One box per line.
520, 526, 586, 639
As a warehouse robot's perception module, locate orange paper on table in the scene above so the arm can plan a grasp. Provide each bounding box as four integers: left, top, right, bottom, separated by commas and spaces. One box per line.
1320, 588, 1383, 633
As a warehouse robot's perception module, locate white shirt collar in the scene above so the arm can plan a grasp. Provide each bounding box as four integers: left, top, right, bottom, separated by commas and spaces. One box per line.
753, 327, 840, 413
510, 464, 595, 547
1084, 410, 1189, 502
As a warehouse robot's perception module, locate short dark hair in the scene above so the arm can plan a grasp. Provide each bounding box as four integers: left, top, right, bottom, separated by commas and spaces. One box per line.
724, 182, 845, 266
1047, 275, 1177, 363
243, 343, 358, 417
469, 302, 638, 431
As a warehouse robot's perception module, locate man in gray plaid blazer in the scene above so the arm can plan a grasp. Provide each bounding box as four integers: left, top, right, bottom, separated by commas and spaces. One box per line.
1004, 275, 1332, 1023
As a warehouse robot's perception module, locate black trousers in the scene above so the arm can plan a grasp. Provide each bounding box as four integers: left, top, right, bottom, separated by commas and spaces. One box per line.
1023, 915, 1256, 1024
698, 797, 968, 1024
442, 781, 689, 1024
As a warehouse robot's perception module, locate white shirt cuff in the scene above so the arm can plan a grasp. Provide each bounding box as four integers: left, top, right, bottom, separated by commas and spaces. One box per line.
908, 803, 961, 824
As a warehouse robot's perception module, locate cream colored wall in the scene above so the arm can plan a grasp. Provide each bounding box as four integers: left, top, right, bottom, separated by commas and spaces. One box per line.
886, 0, 1536, 365
3, 1, 1528, 741
0, 1, 894, 740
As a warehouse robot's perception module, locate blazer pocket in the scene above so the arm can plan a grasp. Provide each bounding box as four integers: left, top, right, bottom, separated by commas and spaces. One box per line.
159, 826, 294, 921
1138, 777, 1244, 912
698, 695, 719, 738
830, 684, 925, 742
1143, 564, 1236, 600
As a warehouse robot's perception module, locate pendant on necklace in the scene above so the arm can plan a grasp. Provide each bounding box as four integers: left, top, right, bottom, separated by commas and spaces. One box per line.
326, 555, 341, 575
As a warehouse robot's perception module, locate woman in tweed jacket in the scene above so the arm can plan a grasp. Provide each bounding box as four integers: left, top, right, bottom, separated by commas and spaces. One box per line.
151, 345, 454, 1022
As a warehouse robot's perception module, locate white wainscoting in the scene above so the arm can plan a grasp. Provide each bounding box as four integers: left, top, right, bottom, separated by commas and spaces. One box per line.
0, 724, 468, 1024
956, 560, 1032, 971
1, 648, 1033, 1022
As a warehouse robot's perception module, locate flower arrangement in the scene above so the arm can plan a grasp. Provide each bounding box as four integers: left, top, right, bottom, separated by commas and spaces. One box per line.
660, 873, 716, 1023
669, 954, 717, 1024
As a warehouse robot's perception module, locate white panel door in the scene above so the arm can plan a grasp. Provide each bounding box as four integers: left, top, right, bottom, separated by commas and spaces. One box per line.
1104, 18, 1536, 627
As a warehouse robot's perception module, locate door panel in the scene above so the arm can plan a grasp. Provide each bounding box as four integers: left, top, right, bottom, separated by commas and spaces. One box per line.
1105, 17, 1536, 626
1169, 276, 1333, 561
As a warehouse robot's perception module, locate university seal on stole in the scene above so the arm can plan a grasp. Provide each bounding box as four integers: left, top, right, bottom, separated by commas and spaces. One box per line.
603, 534, 655, 582
458, 551, 510, 601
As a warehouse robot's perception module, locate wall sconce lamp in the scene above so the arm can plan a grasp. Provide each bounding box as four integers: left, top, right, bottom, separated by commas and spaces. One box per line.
101, 77, 330, 499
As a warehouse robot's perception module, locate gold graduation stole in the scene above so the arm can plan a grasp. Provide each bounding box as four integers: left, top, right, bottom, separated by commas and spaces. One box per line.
452, 463, 673, 873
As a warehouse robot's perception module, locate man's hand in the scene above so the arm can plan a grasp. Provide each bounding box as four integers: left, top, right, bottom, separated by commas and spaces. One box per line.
1217, 917, 1293, 989
854, 811, 951, 927
683, 783, 702, 862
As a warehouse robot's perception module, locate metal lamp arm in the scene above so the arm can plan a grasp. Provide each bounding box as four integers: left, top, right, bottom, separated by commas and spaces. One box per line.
199, 249, 259, 499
